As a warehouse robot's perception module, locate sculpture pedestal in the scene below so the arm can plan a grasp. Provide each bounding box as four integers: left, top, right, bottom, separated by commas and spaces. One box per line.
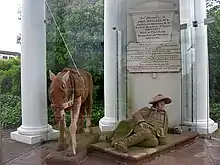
44, 150, 87, 165
89, 132, 199, 165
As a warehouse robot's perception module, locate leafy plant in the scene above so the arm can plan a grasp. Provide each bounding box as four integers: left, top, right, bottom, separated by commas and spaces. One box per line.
0, 94, 21, 128
210, 103, 220, 122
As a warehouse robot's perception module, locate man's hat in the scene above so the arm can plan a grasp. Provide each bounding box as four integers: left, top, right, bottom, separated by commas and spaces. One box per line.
149, 94, 172, 104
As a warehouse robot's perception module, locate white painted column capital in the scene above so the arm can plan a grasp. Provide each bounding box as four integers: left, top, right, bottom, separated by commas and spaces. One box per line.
10, 0, 59, 144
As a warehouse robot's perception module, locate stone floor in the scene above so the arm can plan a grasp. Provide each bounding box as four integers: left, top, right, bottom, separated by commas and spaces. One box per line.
1, 128, 41, 164
2, 135, 220, 165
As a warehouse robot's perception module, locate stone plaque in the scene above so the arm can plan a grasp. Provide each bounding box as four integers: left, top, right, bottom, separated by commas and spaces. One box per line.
132, 13, 173, 42
127, 42, 181, 73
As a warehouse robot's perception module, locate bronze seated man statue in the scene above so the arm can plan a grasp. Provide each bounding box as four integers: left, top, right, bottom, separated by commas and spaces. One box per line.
103, 94, 182, 153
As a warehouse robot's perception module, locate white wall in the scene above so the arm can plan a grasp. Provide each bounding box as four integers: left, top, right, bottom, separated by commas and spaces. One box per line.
125, 0, 181, 127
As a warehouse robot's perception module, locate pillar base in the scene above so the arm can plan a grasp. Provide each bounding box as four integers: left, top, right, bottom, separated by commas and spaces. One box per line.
182, 118, 218, 134
99, 117, 118, 131
10, 124, 59, 144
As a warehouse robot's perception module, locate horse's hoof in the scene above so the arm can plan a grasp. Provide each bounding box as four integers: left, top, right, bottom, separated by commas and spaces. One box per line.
65, 148, 76, 157
56, 143, 68, 151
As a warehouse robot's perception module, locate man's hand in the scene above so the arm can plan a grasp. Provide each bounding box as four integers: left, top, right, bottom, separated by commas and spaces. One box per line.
173, 127, 182, 134
139, 121, 148, 128
168, 127, 183, 134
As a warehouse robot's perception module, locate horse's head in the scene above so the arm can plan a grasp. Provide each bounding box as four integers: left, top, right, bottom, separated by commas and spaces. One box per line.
48, 70, 70, 122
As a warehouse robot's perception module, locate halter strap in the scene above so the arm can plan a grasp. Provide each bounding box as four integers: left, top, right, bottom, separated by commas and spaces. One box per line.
63, 100, 74, 109
51, 99, 74, 111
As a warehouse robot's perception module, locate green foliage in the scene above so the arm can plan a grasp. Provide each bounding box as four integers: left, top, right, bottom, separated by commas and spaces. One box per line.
0, 94, 21, 128
46, 0, 104, 106
1, 0, 104, 128
210, 103, 220, 121
207, 4, 220, 121
0, 93, 104, 128
208, 5, 220, 104
0, 59, 22, 128
91, 101, 104, 126
64, 1, 104, 58
0, 59, 21, 96
48, 101, 104, 127
0, 58, 20, 71
209, 53, 220, 103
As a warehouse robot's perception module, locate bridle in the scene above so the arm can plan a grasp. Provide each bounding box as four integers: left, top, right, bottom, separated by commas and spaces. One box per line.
49, 88, 75, 121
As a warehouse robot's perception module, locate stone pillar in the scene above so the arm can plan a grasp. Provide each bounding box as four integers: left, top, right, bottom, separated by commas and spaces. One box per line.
10, 0, 59, 144
99, 0, 118, 131
193, 0, 218, 134
180, 0, 196, 125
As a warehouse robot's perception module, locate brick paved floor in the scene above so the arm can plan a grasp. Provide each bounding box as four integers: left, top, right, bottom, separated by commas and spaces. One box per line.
1, 128, 41, 164
3, 138, 220, 165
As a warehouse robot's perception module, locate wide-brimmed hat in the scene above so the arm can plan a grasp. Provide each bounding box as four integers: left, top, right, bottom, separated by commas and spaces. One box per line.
149, 94, 172, 104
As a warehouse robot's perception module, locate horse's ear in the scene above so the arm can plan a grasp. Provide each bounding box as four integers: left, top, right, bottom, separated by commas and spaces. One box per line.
49, 70, 55, 80
62, 71, 70, 83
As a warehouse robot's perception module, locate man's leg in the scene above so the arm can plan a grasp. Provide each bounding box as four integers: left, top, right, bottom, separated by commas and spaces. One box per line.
136, 136, 158, 147
135, 128, 159, 147
158, 137, 167, 145
100, 131, 114, 142
113, 125, 155, 153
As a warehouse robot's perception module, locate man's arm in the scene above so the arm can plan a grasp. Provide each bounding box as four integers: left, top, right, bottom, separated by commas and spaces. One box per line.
132, 107, 150, 124
167, 127, 182, 134
100, 131, 114, 142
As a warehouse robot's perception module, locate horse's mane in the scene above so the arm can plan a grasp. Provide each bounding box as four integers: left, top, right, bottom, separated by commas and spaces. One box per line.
62, 68, 95, 84
62, 68, 75, 73
61, 68, 89, 75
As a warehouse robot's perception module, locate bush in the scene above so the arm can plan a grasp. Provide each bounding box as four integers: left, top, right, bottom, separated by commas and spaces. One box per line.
0, 58, 104, 128
0, 58, 20, 71
0, 59, 21, 96
0, 94, 103, 128
210, 103, 220, 122
48, 101, 104, 127
91, 101, 104, 126
0, 0, 105, 129
0, 94, 21, 128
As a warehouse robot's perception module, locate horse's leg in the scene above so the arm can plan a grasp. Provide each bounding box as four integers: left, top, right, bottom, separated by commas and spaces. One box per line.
84, 89, 93, 134
56, 111, 68, 151
76, 102, 85, 134
66, 96, 81, 157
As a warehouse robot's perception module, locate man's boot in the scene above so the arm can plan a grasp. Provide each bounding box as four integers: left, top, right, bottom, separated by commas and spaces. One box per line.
113, 128, 155, 153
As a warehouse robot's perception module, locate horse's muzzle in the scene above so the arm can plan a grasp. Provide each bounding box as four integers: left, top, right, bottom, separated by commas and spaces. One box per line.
50, 104, 64, 123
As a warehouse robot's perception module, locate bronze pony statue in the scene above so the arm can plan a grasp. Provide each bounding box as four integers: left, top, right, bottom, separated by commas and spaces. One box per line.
48, 68, 93, 157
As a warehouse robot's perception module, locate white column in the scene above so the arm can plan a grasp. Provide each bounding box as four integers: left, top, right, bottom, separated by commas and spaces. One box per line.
10, 0, 59, 144
193, 0, 218, 134
180, 0, 218, 134
99, 0, 118, 131
180, 0, 195, 124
